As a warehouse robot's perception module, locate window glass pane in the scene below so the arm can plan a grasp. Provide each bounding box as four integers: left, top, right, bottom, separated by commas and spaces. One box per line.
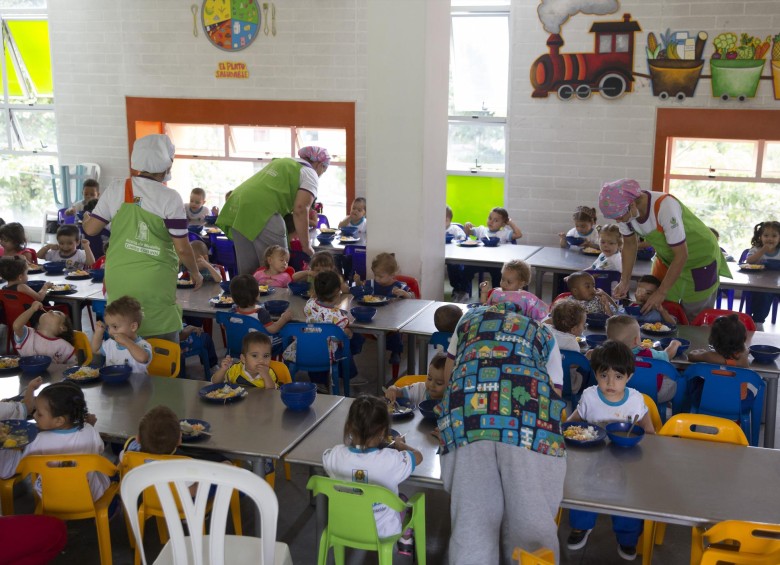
169, 159, 263, 209
296, 128, 347, 163
229, 126, 291, 159
0, 0, 46, 7
168, 124, 224, 157
6, 20, 52, 101
10, 109, 56, 151
314, 164, 347, 219
615, 34, 629, 53
0, 154, 58, 226
0, 113, 7, 149
447, 122, 505, 172
450, 15, 508, 118
670, 138, 757, 178
599, 35, 612, 53
762, 142, 780, 179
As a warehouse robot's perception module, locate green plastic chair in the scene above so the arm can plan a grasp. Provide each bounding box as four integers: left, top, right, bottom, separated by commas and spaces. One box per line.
306, 475, 426, 564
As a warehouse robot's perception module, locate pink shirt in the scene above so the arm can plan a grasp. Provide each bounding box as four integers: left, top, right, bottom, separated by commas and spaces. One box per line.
486, 289, 549, 322
253, 267, 293, 288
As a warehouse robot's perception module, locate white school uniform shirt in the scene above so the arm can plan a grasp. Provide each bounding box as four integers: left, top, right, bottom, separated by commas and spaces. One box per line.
566, 227, 600, 247
575, 386, 648, 424
471, 225, 515, 243
590, 251, 622, 272
100, 337, 153, 373
185, 205, 210, 226
14, 326, 76, 366
347, 217, 367, 235
44, 249, 89, 270
747, 246, 780, 264
398, 381, 430, 405
549, 327, 580, 352
322, 444, 415, 537
446, 224, 466, 239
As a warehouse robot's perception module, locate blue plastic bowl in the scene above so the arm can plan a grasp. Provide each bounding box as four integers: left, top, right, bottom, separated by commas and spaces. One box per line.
219, 281, 232, 294
658, 337, 690, 357
99, 364, 132, 384
187, 225, 203, 234
340, 226, 358, 237
566, 236, 585, 247
764, 259, 780, 271
606, 422, 645, 448
749, 345, 780, 364
43, 261, 66, 274
264, 300, 289, 315
204, 215, 218, 226
481, 237, 500, 247
585, 334, 607, 349
350, 286, 366, 299
288, 282, 310, 296
88, 269, 105, 282
280, 382, 317, 411
636, 247, 655, 261
418, 399, 440, 422
445, 233, 454, 244
586, 313, 609, 329
27, 280, 46, 292
351, 306, 377, 323
19, 355, 52, 376
624, 305, 643, 317
316, 233, 336, 244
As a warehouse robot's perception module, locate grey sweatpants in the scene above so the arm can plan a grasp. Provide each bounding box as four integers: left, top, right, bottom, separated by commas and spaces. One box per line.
441, 441, 566, 565
233, 213, 288, 275
681, 290, 717, 322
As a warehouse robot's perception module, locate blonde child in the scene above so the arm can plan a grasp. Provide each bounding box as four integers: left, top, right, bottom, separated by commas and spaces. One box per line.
478, 259, 549, 322
212, 332, 278, 389
0, 257, 52, 301
0, 222, 36, 264
549, 300, 587, 394
13, 301, 76, 365
91, 296, 152, 373
464, 207, 523, 289
294, 251, 349, 296
253, 245, 294, 288
185, 187, 210, 226
745, 221, 780, 324
65, 179, 99, 217
323, 395, 422, 555
229, 274, 292, 355
338, 197, 367, 235
184, 239, 224, 282
385, 351, 448, 405
565, 271, 617, 315
38, 224, 95, 270
558, 206, 599, 249
567, 341, 653, 560
445, 205, 466, 240
590, 224, 622, 272
630, 275, 678, 326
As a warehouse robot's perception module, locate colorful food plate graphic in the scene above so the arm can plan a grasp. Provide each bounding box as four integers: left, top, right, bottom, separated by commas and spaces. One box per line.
202, 0, 260, 52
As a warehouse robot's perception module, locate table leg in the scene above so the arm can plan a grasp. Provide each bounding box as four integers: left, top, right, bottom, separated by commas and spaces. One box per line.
534, 269, 545, 301
418, 336, 429, 377
376, 334, 387, 395
764, 378, 777, 448
407, 334, 417, 376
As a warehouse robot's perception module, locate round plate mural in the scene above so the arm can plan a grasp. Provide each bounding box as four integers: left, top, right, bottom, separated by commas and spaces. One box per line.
202, 0, 260, 52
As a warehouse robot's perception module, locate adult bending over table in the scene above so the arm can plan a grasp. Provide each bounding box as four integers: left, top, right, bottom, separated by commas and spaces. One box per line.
436, 302, 567, 564
217, 146, 330, 275
84, 134, 202, 341
599, 179, 731, 321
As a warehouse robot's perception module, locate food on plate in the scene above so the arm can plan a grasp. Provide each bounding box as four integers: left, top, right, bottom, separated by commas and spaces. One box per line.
214, 295, 234, 305
0, 423, 29, 448
563, 425, 600, 441
320, 227, 337, 234
459, 240, 479, 246
581, 247, 601, 255
0, 357, 19, 369
178, 279, 194, 286
339, 236, 359, 242
205, 384, 246, 400
50, 284, 72, 292
67, 367, 100, 380
180, 420, 206, 436
361, 295, 384, 303
739, 263, 764, 270
641, 339, 654, 348
69, 270, 90, 276
641, 322, 671, 332
258, 285, 269, 293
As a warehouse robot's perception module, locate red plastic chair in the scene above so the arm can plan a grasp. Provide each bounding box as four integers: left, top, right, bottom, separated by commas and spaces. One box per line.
692, 309, 756, 331
92, 256, 106, 269
395, 275, 420, 299
661, 301, 689, 325
552, 292, 572, 304
0, 291, 69, 352
20, 248, 38, 264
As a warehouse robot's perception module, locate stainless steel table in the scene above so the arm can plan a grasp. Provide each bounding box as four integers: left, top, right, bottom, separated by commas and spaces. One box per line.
309, 229, 366, 255
399, 301, 467, 374
719, 267, 780, 294
444, 242, 541, 268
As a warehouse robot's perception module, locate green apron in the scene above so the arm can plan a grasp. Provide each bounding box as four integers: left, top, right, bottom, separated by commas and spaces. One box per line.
641, 194, 731, 303
105, 179, 182, 336
216, 158, 306, 241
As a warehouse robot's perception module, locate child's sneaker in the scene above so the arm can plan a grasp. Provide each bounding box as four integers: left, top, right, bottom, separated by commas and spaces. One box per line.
617, 544, 637, 561
566, 528, 591, 550
397, 536, 414, 556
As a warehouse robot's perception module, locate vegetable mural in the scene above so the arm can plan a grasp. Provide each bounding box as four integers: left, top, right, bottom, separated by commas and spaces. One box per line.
710, 32, 769, 100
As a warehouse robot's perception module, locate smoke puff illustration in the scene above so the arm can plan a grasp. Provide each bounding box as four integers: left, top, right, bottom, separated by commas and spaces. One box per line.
537, 0, 620, 34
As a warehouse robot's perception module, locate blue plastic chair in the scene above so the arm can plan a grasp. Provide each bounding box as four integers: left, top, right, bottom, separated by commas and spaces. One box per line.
180, 332, 212, 378
344, 245, 366, 281
430, 331, 452, 350
57, 207, 76, 225
683, 363, 766, 446
289, 250, 310, 272
279, 322, 352, 396
630, 357, 682, 420
317, 214, 330, 229
736, 249, 779, 323
209, 234, 238, 278
215, 311, 278, 358
585, 269, 621, 294
560, 350, 595, 409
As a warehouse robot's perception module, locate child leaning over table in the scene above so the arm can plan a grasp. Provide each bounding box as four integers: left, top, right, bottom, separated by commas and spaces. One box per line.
0, 256, 53, 302
120, 405, 183, 460
479, 259, 549, 322
182, 239, 224, 283
566, 340, 654, 561
630, 275, 678, 326
385, 351, 448, 405
91, 296, 152, 374
565, 271, 618, 315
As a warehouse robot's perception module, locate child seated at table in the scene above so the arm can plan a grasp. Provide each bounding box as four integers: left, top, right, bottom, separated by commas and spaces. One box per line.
323, 394, 422, 556
13, 301, 76, 365
446, 206, 469, 302
0, 376, 42, 424
0, 256, 52, 301
566, 341, 654, 560
229, 274, 292, 355
630, 275, 677, 326
212, 332, 279, 389
338, 197, 367, 235
0, 222, 37, 264
606, 315, 679, 405
181, 239, 224, 283
120, 405, 182, 459
479, 260, 549, 322
295, 251, 349, 297
565, 271, 617, 315
463, 207, 523, 290
185, 187, 211, 227
558, 206, 600, 249
253, 245, 294, 288
38, 224, 95, 270
91, 296, 152, 374
385, 351, 447, 405
65, 179, 100, 217
548, 300, 587, 394
434, 303, 463, 334
590, 224, 622, 273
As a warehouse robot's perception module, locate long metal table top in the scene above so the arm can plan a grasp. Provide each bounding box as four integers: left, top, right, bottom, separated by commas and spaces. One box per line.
445, 242, 541, 268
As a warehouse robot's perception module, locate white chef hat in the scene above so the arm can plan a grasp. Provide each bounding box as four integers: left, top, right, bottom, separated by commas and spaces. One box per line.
130, 134, 175, 174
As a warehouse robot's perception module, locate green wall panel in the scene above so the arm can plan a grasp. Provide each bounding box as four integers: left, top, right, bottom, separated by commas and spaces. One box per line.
446, 175, 504, 225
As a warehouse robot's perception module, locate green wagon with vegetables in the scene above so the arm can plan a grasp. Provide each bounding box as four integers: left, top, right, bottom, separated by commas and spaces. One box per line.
710, 32, 770, 101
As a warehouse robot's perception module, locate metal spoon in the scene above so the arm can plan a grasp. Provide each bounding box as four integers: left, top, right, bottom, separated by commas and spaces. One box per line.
625, 414, 639, 438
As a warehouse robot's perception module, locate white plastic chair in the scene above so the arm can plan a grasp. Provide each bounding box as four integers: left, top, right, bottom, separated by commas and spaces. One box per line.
121, 459, 292, 565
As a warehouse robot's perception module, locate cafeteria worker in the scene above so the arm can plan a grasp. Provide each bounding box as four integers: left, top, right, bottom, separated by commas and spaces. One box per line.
599, 178, 731, 321
84, 134, 202, 341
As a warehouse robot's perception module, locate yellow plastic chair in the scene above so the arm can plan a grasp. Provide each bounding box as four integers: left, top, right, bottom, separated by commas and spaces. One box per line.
147, 338, 181, 378
72, 330, 93, 365
393, 374, 426, 388
120, 451, 243, 565
513, 547, 555, 565
641, 414, 748, 565
16, 454, 119, 565
307, 475, 426, 565
642, 394, 662, 432
699, 521, 780, 564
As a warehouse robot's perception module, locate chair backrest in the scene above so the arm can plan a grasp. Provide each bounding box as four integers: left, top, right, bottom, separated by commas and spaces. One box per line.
92, 256, 106, 269
700, 520, 780, 564
215, 311, 270, 357
0, 290, 35, 329
659, 413, 748, 445
553, 292, 572, 304
270, 360, 292, 384
121, 459, 281, 565
120, 451, 190, 516
692, 309, 757, 331
147, 338, 181, 378
394, 374, 426, 388
585, 269, 621, 293
72, 330, 93, 365
661, 301, 689, 325
395, 274, 421, 298
317, 214, 330, 229
58, 207, 76, 225
209, 235, 238, 278
642, 393, 663, 432
630, 357, 680, 404
16, 454, 118, 517
90, 298, 106, 320
21, 248, 38, 264
289, 250, 310, 272
560, 350, 595, 402
279, 322, 350, 371
430, 331, 452, 350
344, 245, 366, 280
738, 249, 750, 264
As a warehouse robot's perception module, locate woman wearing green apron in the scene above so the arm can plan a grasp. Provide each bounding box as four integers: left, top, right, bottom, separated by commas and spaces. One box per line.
599, 179, 731, 320
217, 146, 330, 275
84, 134, 202, 341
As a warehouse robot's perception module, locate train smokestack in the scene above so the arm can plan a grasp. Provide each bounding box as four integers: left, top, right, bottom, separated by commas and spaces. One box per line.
547, 34, 564, 57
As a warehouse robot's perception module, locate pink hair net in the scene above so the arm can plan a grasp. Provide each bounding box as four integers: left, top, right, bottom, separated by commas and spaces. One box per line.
298, 146, 331, 165
599, 179, 642, 219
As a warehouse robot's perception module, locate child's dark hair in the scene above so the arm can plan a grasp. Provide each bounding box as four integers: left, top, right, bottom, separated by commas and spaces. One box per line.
434, 304, 462, 333
190, 187, 206, 199
263, 245, 289, 268
490, 207, 509, 224
138, 405, 180, 454
503, 260, 531, 285
56, 224, 80, 241
82, 198, 99, 213
445, 205, 454, 220
565, 271, 594, 291
242, 331, 271, 354
38, 381, 89, 429
0, 222, 27, 250
83, 178, 99, 191
105, 295, 143, 327
709, 314, 747, 360
309, 251, 336, 271
572, 206, 597, 224
343, 394, 390, 447
590, 340, 635, 376
637, 275, 661, 288
429, 350, 448, 371
750, 221, 780, 249
0, 256, 27, 282
230, 274, 260, 308
313, 270, 341, 303
550, 300, 586, 333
